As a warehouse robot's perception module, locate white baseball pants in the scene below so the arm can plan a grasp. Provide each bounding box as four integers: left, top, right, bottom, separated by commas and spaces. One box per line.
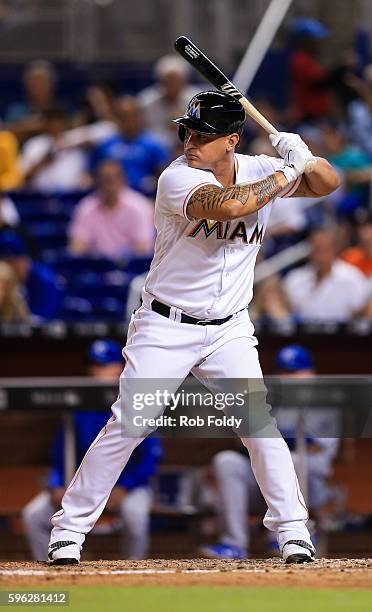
50, 305, 311, 554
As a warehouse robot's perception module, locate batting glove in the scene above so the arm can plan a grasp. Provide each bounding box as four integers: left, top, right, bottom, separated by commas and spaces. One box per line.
269, 132, 309, 159
270, 132, 317, 180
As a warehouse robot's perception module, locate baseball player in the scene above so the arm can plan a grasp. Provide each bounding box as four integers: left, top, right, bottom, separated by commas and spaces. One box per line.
48, 90, 340, 565
200, 345, 340, 559
23, 340, 162, 560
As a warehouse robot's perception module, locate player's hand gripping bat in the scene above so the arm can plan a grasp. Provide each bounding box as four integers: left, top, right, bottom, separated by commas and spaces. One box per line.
174, 36, 317, 174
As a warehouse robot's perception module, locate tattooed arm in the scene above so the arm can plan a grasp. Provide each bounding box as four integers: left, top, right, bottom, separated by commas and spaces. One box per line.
187, 171, 289, 221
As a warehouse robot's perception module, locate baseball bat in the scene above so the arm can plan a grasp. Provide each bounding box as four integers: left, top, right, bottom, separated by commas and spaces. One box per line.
174, 36, 317, 173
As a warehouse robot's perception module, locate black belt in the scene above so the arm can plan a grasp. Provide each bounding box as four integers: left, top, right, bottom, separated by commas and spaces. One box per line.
151, 299, 234, 326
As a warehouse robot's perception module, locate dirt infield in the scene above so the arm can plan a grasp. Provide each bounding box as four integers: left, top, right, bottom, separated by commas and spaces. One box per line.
1, 558, 372, 589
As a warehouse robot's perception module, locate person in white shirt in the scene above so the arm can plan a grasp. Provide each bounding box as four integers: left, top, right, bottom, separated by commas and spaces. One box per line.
21, 106, 87, 193
284, 228, 369, 322
48, 90, 340, 566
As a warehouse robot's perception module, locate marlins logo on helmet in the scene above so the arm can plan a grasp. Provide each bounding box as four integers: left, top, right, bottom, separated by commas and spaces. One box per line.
188, 98, 201, 119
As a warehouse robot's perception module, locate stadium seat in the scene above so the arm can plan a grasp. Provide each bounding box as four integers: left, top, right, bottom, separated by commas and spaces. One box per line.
49, 254, 120, 277
93, 297, 126, 319
68, 283, 129, 302
124, 255, 153, 275
28, 221, 68, 253
60, 295, 94, 321
19, 209, 71, 225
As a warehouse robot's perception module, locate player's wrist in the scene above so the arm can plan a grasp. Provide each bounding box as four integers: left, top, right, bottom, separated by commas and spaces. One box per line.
278, 165, 300, 183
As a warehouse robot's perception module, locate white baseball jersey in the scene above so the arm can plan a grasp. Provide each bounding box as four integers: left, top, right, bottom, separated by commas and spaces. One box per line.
143, 153, 300, 319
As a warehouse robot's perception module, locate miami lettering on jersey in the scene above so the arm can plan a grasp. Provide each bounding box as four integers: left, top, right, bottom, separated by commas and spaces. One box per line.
187, 219, 264, 244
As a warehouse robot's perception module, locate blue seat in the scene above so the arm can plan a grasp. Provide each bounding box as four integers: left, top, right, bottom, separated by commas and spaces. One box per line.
61, 295, 94, 321
13, 191, 86, 228
19, 210, 71, 224
62, 282, 129, 322
69, 281, 129, 306
12, 190, 87, 206
92, 297, 125, 319
28, 221, 68, 252
50, 254, 120, 278
124, 255, 153, 275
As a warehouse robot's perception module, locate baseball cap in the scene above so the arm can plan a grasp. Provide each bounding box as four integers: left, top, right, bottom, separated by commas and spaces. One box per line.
275, 345, 314, 372
89, 339, 123, 365
290, 18, 329, 39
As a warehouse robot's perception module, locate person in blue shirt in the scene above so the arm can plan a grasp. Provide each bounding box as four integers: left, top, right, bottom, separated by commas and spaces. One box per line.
0, 230, 62, 320
22, 339, 162, 560
90, 96, 170, 197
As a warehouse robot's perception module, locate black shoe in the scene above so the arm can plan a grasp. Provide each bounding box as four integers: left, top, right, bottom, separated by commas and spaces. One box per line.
282, 540, 315, 564
48, 541, 80, 565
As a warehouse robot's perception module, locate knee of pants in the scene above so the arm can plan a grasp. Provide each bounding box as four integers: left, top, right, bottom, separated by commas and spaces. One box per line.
213, 450, 249, 475
121, 507, 150, 536
120, 491, 151, 533
22, 498, 49, 528
21, 506, 35, 528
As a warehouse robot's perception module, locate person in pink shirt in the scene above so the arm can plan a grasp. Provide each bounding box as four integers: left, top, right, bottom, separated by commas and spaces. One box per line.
68, 159, 154, 259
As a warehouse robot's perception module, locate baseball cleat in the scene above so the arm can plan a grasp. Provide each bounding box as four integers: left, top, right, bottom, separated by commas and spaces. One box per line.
199, 542, 247, 560
282, 540, 315, 564
48, 541, 81, 565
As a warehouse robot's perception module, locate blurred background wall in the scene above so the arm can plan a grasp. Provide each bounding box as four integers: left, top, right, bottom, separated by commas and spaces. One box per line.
0, 0, 370, 64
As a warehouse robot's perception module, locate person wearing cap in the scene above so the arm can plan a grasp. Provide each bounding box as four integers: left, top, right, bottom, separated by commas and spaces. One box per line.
48, 89, 340, 566
199, 345, 339, 560
272, 345, 340, 520
22, 339, 162, 561
288, 18, 332, 122
0, 230, 62, 321
138, 54, 199, 151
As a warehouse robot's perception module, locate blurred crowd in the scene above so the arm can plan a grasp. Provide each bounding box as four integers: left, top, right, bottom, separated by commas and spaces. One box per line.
0, 18, 371, 325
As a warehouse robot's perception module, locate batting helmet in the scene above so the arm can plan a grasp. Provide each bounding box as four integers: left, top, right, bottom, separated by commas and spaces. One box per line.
89, 339, 123, 365
275, 345, 314, 372
174, 91, 246, 142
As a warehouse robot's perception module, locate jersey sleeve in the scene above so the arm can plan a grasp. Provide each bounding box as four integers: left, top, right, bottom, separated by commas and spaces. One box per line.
157, 161, 215, 220
254, 154, 302, 198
